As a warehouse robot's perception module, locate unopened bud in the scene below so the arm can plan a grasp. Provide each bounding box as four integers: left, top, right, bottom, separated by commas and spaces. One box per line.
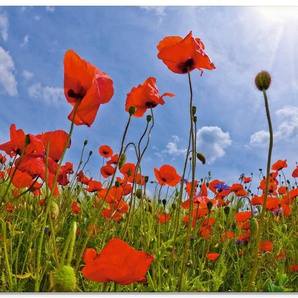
197, 152, 206, 165
118, 153, 126, 169
129, 106, 136, 115
53, 265, 77, 292
255, 71, 271, 91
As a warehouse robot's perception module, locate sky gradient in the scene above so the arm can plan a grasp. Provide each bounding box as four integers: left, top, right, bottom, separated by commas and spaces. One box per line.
1, 5, 298, 196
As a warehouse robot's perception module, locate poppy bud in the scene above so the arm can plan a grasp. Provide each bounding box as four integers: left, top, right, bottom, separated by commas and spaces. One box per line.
171, 203, 176, 210
250, 217, 258, 236
255, 71, 271, 91
162, 199, 167, 206
146, 115, 152, 122
192, 106, 197, 115
144, 176, 149, 183
53, 265, 77, 292
207, 201, 213, 211
197, 152, 206, 165
50, 201, 59, 220
89, 151, 93, 156
115, 180, 121, 188
281, 223, 287, 233
193, 116, 197, 123
84, 140, 88, 146
129, 106, 136, 115
135, 189, 142, 199
224, 206, 230, 216
118, 153, 126, 169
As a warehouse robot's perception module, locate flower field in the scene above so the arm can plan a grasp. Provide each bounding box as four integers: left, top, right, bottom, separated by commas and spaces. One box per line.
0, 30, 298, 292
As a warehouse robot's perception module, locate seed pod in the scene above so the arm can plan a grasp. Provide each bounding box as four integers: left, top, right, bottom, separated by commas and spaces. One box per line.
255, 71, 271, 91
53, 265, 77, 292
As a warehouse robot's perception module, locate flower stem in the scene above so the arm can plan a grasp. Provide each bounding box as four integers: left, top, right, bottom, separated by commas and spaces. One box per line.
247, 88, 273, 291
177, 68, 197, 291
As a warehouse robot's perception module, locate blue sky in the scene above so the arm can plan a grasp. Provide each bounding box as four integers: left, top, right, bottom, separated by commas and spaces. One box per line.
1, 5, 298, 196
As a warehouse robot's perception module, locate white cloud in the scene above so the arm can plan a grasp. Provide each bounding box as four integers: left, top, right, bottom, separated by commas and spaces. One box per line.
196, 126, 232, 164
0, 47, 17, 96
0, 13, 8, 41
249, 130, 269, 147
20, 34, 29, 47
249, 106, 298, 147
46, 6, 55, 13
28, 83, 64, 106
22, 70, 34, 80
140, 6, 166, 16
162, 135, 187, 156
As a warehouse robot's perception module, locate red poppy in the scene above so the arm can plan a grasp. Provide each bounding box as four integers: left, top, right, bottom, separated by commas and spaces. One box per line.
206, 252, 220, 261
77, 170, 90, 185
289, 264, 298, 273
157, 31, 215, 75
203, 217, 215, 227
106, 154, 119, 165
208, 179, 225, 193
100, 164, 116, 179
221, 231, 234, 242
64, 50, 114, 127
7, 167, 35, 189
251, 194, 264, 206
125, 77, 174, 118
156, 212, 171, 223
292, 166, 298, 178
278, 185, 287, 195
85, 180, 103, 192
0, 124, 26, 157
154, 164, 181, 187
259, 241, 273, 252
243, 176, 251, 184
82, 238, 154, 285
72, 202, 82, 214
36, 130, 70, 162
0, 153, 7, 164
234, 211, 252, 223
271, 159, 287, 171
5, 203, 14, 213
98, 145, 113, 158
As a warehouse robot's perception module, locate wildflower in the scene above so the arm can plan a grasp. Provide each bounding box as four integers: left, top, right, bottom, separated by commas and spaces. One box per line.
292, 166, 298, 178
0, 124, 26, 157
98, 145, 113, 158
234, 211, 252, 223
156, 212, 171, 223
85, 180, 103, 192
206, 252, 220, 261
154, 164, 181, 187
125, 77, 174, 118
259, 241, 273, 252
271, 159, 287, 171
64, 50, 114, 127
100, 164, 116, 178
82, 238, 154, 285
5, 203, 14, 213
157, 31, 216, 74
221, 231, 234, 242
289, 264, 298, 273
0, 153, 7, 164
72, 202, 81, 214
77, 170, 90, 185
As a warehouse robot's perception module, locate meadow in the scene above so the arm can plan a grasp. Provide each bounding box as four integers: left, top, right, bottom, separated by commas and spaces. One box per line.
0, 31, 298, 292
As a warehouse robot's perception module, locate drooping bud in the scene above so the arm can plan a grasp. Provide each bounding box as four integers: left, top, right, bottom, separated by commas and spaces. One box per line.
192, 106, 197, 115
255, 71, 271, 91
118, 153, 126, 169
53, 265, 77, 292
146, 115, 152, 122
197, 152, 206, 165
129, 106, 136, 115
135, 188, 143, 199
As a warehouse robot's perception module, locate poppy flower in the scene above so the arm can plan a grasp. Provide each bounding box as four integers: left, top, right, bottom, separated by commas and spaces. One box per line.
206, 252, 220, 261
259, 241, 273, 252
243, 176, 252, 184
85, 180, 103, 192
278, 185, 287, 195
154, 164, 181, 187
98, 145, 113, 159
0, 153, 7, 164
5, 203, 14, 213
292, 166, 298, 178
100, 164, 116, 179
156, 212, 171, 223
234, 211, 252, 223
221, 231, 234, 242
157, 31, 216, 75
77, 170, 90, 185
271, 159, 287, 171
125, 77, 174, 118
64, 50, 114, 127
0, 124, 26, 157
82, 238, 154, 285
36, 130, 70, 162
72, 202, 81, 214
289, 264, 298, 273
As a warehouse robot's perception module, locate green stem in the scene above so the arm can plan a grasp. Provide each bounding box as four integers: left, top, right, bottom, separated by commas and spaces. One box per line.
247, 89, 273, 291
177, 68, 197, 291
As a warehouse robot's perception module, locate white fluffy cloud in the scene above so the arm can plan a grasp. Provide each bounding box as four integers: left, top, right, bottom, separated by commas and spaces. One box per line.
249, 106, 298, 147
196, 126, 232, 164
0, 13, 8, 41
22, 70, 34, 80
163, 135, 187, 156
140, 6, 165, 16
0, 47, 17, 96
20, 34, 29, 47
28, 83, 64, 106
